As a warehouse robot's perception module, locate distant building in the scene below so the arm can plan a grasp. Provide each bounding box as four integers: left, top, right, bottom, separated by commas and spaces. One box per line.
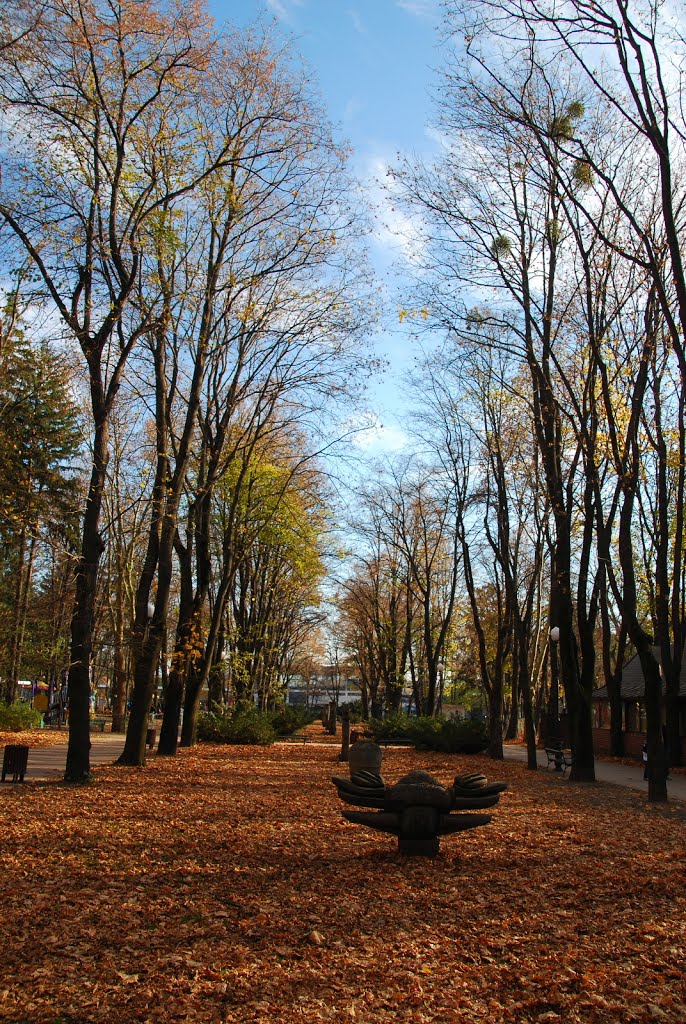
286, 673, 362, 709
592, 650, 686, 760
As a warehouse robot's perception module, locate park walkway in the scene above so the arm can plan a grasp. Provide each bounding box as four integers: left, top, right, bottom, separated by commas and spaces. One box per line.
11, 732, 128, 781
503, 742, 686, 800
4, 732, 685, 800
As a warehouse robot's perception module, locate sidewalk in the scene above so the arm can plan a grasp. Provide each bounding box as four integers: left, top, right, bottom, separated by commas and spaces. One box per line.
503, 742, 686, 801
3, 733, 126, 782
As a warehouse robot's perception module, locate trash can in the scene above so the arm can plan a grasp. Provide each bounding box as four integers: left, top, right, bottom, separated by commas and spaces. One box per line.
2, 744, 29, 782
146, 728, 156, 750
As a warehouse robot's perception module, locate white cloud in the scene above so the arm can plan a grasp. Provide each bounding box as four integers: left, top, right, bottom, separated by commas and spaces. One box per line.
359, 154, 426, 265
265, 0, 305, 21
266, 0, 288, 18
395, 0, 437, 18
351, 415, 409, 452
347, 8, 367, 35
343, 96, 366, 123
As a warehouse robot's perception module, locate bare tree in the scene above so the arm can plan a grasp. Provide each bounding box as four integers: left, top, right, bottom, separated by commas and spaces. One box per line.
411, 344, 549, 764
451, 0, 686, 798
114, 30, 374, 762
0, 0, 240, 780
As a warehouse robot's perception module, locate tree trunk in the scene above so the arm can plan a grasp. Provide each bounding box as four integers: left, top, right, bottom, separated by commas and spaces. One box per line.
608, 676, 624, 758
158, 664, 184, 756
486, 682, 504, 760
207, 624, 226, 712
110, 589, 127, 733
181, 664, 203, 747
7, 524, 33, 705
65, 426, 108, 782
157, 536, 195, 757
553, 529, 595, 782
637, 642, 669, 803
516, 636, 538, 770
504, 670, 519, 741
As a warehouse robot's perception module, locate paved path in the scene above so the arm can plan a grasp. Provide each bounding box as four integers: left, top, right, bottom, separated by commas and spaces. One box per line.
503, 743, 686, 801
4, 733, 126, 782
3, 735, 685, 801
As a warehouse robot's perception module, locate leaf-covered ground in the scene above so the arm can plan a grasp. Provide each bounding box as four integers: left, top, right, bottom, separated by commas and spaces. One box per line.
0, 729, 69, 749
1, 742, 684, 1024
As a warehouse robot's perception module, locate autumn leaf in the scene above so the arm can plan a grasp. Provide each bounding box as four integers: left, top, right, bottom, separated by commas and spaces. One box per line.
0, 742, 685, 1024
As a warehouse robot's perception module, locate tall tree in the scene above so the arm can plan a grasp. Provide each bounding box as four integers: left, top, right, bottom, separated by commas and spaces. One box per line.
0, 0, 240, 779
413, 346, 548, 764
117, 23, 374, 764
339, 495, 414, 717
392, 60, 601, 777
100, 404, 155, 732
449, 0, 686, 798
361, 462, 462, 717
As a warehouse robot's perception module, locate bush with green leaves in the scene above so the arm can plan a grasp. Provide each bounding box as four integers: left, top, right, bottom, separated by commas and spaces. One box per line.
0, 701, 43, 732
370, 714, 488, 754
408, 716, 443, 750
420, 718, 488, 754
197, 705, 276, 745
369, 711, 415, 743
269, 705, 314, 736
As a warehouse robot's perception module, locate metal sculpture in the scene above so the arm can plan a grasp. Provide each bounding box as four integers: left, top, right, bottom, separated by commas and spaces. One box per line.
332, 768, 507, 856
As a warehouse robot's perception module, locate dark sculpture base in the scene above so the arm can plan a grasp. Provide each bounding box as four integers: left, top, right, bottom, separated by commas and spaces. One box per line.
398, 836, 439, 857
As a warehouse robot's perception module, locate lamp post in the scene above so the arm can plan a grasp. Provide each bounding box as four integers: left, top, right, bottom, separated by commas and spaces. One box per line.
549, 626, 563, 770
145, 600, 158, 747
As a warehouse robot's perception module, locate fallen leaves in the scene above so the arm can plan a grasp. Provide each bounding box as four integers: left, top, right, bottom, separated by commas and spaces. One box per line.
0, 744, 684, 1023
0, 728, 67, 749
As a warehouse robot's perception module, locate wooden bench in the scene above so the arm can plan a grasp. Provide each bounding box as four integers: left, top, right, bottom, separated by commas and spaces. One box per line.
278, 733, 310, 744
90, 718, 107, 733
376, 736, 415, 748
544, 747, 573, 773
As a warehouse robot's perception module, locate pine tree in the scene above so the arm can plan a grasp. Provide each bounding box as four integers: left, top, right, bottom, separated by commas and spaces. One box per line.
0, 337, 82, 702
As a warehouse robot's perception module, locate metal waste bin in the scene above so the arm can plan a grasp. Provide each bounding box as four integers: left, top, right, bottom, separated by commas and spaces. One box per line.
146, 727, 156, 750
2, 744, 29, 782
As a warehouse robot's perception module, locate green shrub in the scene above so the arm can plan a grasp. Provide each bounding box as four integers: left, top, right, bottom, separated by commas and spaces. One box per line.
409, 716, 443, 750
370, 713, 488, 754
269, 705, 314, 736
369, 711, 415, 743
428, 718, 489, 754
197, 705, 276, 745
0, 701, 43, 732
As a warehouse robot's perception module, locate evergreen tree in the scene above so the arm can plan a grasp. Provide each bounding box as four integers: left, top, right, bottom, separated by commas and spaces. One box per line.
0, 338, 82, 702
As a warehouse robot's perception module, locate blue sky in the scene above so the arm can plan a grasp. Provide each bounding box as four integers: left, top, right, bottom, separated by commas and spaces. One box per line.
209, 0, 445, 453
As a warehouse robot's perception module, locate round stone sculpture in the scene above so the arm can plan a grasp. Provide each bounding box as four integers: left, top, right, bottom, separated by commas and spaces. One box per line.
347, 739, 382, 779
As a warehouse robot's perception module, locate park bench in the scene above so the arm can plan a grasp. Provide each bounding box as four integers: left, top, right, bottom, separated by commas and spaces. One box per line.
544, 746, 573, 774
90, 718, 107, 732
278, 733, 310, 743
376, 736, 415, 748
